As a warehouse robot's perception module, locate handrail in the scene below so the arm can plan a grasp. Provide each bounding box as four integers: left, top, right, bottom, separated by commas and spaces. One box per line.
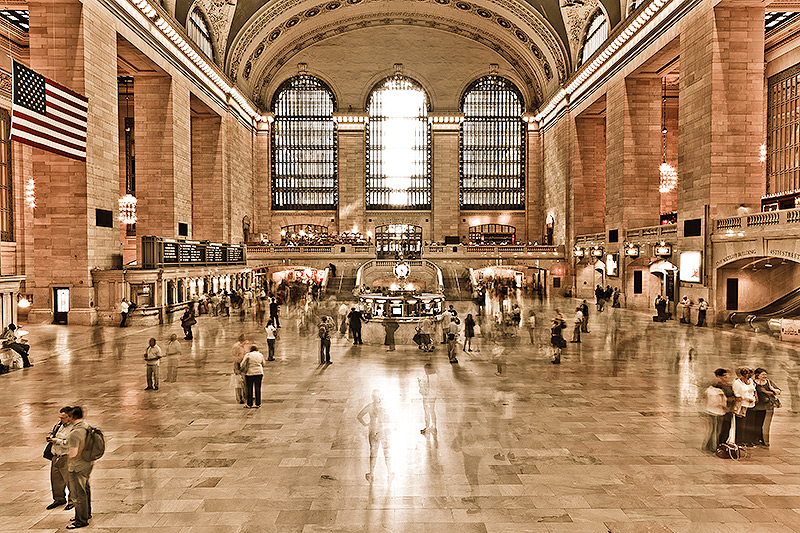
713, 208, 800, 233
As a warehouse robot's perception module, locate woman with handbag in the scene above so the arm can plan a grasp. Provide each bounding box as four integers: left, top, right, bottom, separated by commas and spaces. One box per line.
733, 367, 757, 446
181, 308, 196, 340
550, 309, 567, 365
754, 368, 781, 447
240, 345, 265, 408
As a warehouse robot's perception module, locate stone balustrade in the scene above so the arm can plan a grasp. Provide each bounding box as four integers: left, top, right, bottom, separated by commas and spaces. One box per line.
713, 209, 799, 237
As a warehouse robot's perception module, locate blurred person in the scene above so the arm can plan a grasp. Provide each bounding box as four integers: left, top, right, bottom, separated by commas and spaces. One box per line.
265, 319, 277, 361
384, 317, 398, 352
440, 306, 453, 344
65, 406, 93, 529
180, 307, 195, 340
338, 302, 349, 335
163, 334, 181, 382
463, 313, 476, 352
550, 309, 566, 364
231, 334, 249, 404
713, 368, 736, 445
447, 317, 459, 364
143, 338, 162, 390
703, 370, 727, 453
754, 368, 782, 447
45, 406, 74, 510
357, 390, 392, 483
595, 285, 605, 312
419, 364, 437, 435
526, 310, 537, 344
269, 297, 281, 328
570, 307, 583, 343
419, 316, 434, 352
318, 316, 332, 364
580, 300, 590, 332
697, 298, 708, 327
240, 345, 265, 408
733, 367, 757, 446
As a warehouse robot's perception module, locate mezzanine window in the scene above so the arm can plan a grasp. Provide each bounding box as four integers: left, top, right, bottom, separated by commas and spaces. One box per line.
271, 75, 337, 210
460, 76, 525, 210
579, 11, 608, 66
767, 65, 800, 196
367, 76, 430, 210
188, 9, 213, 60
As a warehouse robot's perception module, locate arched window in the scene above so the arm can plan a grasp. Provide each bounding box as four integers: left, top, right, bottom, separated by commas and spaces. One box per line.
188, 9, 213, 59
271, 75, 337, 210
367, 76, 430, 210
460, 76, 525, 210
579, 11, 608, 66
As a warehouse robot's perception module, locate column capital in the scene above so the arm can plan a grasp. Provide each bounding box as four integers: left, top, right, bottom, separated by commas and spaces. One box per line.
333, 112, 368, 131
429, 113, 463, 131
523, 113, 539, 132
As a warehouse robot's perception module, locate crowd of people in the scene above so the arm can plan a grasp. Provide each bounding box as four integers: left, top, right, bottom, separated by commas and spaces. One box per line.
275, 230, 370, 247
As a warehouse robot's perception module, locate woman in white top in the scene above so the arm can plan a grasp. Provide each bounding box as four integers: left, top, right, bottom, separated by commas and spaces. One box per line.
733, 367, 757, 446
265, 319, 277, 361
240, 346, 265, 408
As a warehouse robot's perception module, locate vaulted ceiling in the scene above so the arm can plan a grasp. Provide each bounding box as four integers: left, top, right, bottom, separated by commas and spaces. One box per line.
173, 0, 623, 110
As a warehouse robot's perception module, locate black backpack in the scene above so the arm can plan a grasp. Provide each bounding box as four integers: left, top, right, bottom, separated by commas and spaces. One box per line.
81, 426, 106, 462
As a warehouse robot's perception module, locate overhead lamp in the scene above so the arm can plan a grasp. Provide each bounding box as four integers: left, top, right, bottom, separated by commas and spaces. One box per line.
574, 246, 585, 258
591, 247, 604, 257
625, 244, 640, 257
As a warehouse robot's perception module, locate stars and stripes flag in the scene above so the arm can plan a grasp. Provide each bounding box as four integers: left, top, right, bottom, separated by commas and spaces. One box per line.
10, 60, 88, 162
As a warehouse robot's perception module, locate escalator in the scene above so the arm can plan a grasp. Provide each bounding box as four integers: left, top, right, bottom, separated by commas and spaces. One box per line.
729, 286, 800, 328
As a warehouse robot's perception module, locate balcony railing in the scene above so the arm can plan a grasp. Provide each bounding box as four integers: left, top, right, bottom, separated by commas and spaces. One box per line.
625, 224, 676, 241
246, 243, 565, 261
714, 209, 798, 234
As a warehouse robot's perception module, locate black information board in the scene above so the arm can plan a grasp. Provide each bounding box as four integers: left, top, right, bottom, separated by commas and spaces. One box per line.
228, 246, 244, 262
163, 242, 179, 263
179, 243, 204, 263
206, 246, 224, 263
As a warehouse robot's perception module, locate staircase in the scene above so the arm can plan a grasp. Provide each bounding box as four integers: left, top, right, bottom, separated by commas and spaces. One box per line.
441, 265, 473, 301
327, 267, 357, 299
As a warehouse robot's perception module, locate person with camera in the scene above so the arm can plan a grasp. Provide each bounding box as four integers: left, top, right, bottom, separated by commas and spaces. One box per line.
45, 406, 74, 511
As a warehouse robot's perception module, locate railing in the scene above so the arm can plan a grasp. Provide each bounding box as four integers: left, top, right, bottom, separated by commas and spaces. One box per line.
624, 224, 676, 241
246, 243, 564, 261
714, 208, 800, 233
356, 259, 444, 293
575, 233, 605, 244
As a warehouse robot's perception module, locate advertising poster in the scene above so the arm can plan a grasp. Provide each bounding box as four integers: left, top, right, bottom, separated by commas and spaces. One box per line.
679, 251, 702, 283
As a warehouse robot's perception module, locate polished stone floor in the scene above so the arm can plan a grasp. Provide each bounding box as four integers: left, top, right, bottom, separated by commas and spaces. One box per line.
4, 297, 800, 532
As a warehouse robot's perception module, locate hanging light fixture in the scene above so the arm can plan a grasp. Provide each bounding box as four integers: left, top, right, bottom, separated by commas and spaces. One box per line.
659, 78, 677, 193
118, 194, 138, 224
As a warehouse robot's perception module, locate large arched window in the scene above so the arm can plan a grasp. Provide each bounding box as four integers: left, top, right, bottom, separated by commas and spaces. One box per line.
271, 75, 337, 210
460, 76, 525, 210
188, 9, 213, 59
579, 11, 608, 66
367, 76, 430, 210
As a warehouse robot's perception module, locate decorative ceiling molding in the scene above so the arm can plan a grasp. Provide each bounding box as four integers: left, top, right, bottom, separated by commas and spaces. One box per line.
247, 13, 546, 110
226, 0, 568, 85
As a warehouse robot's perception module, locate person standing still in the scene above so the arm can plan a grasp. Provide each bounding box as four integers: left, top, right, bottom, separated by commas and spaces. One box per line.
319, 316, 332, 364
119, 298, 129, 327
240, 345, 265, 408
447, 317, 459, 364
181, 308, 196, 340
526, 310, 537, 344
265, 319, 277, 361
45, 406, 74, 510
269, 297, 281, 328
164, 334, 181, 382
570, 307, 583, 343
697, 298, 708, 327
348, 307, 363, 345
579, 300, 590, 332
143, 338, 162, 390
679, 296, 692, 324
65, 406, 93, 529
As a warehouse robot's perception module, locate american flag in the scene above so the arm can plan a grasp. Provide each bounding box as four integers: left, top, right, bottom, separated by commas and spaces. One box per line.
10, 61, 88, 162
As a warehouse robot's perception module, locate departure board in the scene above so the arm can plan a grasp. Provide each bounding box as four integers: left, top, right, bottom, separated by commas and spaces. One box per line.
141, 237, 247, 268
206, 245, 224, 263
163, 242, 179, 263
179, 243, 203, 263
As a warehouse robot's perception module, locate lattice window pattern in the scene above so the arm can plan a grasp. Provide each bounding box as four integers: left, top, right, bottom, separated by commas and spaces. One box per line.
579, 11, 608, 66
767, 64, 800, 196
367, 76, 431, 210
188, 9, 213, 59
460, 76, 525, 210
271, 75, 337, 210
0, 109, 12, 241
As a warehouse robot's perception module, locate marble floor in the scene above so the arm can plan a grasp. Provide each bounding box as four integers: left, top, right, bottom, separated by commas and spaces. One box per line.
4, 298, 800, 532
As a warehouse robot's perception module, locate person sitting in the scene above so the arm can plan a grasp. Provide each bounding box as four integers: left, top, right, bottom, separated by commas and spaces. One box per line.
1, 323, 33, 367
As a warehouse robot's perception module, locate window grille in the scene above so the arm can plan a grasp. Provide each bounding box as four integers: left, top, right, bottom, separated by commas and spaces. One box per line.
375, 224, 423, 259
188, 9, 213, 59
767, 64, 800, 196
460, 76, 525, 210
0, 10, 28, 31
765, 12, 800, 32
0, 108, 12, 241
271, 75, 337, 210
367, 76, 430, 210
579, 11, 608, 66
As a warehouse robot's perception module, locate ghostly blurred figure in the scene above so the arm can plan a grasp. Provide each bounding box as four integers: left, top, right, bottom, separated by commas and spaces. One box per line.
357, 390, 392, 483
419, 364, 437, 435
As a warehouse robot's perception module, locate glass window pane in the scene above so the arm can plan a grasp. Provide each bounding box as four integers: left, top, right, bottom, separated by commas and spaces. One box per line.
270, 75, 337, 210
459, 76, 525, 210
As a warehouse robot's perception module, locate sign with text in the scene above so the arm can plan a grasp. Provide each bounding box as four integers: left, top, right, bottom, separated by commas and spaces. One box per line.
781, 319, 800, 343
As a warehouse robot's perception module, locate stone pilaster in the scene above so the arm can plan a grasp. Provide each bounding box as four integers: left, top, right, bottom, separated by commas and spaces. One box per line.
191, 112, 223, 241
525, 116, 543, 242
431, 114, 462, 241
335, 113, 367, 237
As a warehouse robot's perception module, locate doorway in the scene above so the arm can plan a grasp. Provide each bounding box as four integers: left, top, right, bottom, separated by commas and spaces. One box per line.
53, 287, 69, 324
726, 278, 738, 310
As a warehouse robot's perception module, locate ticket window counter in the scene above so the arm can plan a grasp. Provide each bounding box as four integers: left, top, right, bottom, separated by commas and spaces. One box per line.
53, 287, 69, 324
131, 283, 154, 308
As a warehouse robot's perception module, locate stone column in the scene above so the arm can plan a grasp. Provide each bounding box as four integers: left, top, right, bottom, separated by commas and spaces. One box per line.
573, 115, 607, 236
605, 77, 662, 233
27, 0, 119, 324
679, 4, 765, 221
252, 118, 271, 238
430, 114, 462, 242
134, 76, 192, 240
524, 116, 543, 242
335, 113, 367, 236
191, 112, 223, 241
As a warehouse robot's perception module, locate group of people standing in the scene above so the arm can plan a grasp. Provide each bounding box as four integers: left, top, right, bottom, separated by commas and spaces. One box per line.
704, 366, 782, 453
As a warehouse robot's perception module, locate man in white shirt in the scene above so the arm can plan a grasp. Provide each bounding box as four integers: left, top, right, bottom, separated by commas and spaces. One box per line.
570, 308, 584, 343
163, 334, 181, 382
119, 298, 129, 327
265, 319, 277, 361
143, 338, 162, 390
447, 318, 460, 363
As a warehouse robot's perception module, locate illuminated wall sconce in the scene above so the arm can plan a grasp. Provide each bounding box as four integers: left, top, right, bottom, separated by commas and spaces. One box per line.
118, 194, 138, 225
625, 244, 639, 258
591, 246, 604, 258
760, 144, 767, 163
574, 246, 585, 258
654, 241, 672, 256
25, 179, 35, 209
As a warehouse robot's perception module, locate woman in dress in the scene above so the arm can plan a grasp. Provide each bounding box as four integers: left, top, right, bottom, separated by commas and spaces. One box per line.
463, 314, 476, 352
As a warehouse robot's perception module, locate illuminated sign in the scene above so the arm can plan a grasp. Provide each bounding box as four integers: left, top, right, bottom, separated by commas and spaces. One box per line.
679, 251, 702, 283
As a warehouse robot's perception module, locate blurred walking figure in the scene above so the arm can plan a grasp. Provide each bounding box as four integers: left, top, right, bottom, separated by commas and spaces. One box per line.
231, 334, 249, 404
703, 369, 728, 453
570, 307, 583, 343
143, 338, 162, 390
580, 300, 590, 332
180, 307, 196, 340
164, 334, 181, 382
45, 406, 74, 510
338, 302, 349, 336
550, 310, 566, 364
318, 316, 332, 364
463, 313, 476, 352
419, 364, 437, 435
754, 368, 781, 446
357, 390, 393, 483
265, 319, 277, 361
526, 310, 537, 344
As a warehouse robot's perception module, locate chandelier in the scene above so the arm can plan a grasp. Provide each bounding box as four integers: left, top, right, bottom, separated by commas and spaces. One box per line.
118, 194, 138, 225
658, 79, 677, 193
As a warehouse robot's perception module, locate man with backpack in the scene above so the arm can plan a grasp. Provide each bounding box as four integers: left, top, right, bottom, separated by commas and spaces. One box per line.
66, 406, 101, 529
319, 316, 332, 364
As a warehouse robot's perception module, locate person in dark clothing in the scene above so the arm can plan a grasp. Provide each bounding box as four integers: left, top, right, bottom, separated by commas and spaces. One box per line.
550, 311, 567, 365
269, 297, 281, 328
348, 307, 363, 345
2, 323, 33, 367
595, 285, 605, 312
712, 368, 735, 447
328, 263, 337, 278
384, 317, 399, 351
180, 309, 196, 340
579, 300, 590, 332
